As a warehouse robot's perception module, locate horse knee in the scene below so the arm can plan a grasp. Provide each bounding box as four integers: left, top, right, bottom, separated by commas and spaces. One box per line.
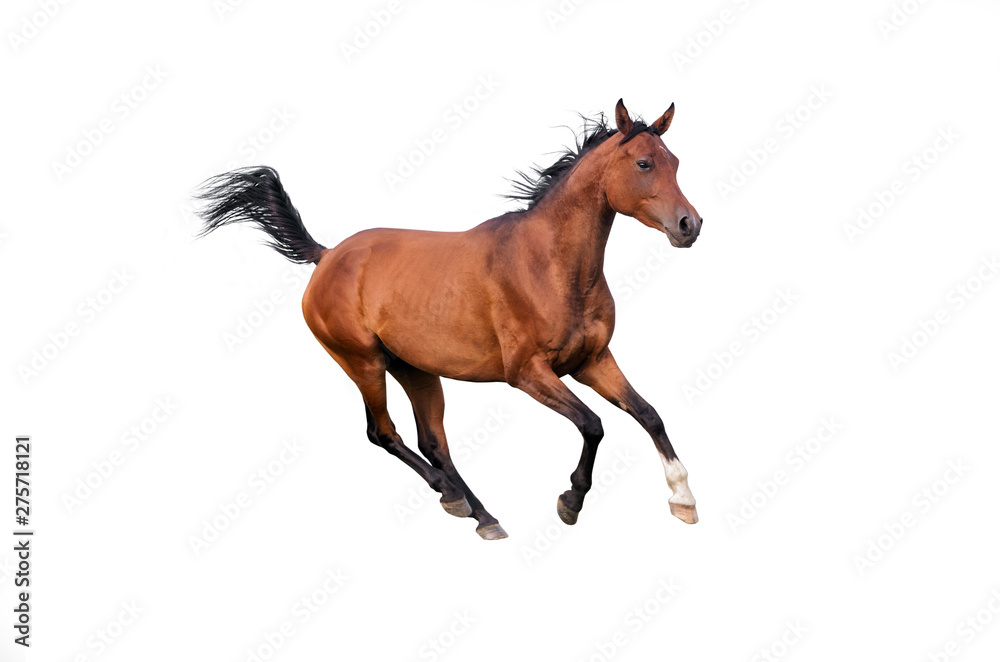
578, 413, 604, 443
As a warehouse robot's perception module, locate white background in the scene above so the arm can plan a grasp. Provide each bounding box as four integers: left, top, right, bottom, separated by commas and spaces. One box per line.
3, 1, 999, 660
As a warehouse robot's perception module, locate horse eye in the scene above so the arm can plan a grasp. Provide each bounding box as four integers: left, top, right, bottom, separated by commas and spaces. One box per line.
637, 160, 651, 171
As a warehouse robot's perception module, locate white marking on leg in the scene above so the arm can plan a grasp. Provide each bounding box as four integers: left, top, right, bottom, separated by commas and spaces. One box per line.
659, 455, 695, 506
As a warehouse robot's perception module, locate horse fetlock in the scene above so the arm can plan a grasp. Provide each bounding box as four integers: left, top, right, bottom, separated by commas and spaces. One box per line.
660, 455, 697, 523
430, 475, 463, 501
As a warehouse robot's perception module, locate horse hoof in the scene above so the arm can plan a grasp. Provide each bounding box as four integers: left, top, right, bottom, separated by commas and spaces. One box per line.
441, 497, 472, 518
476, 523, 508, 540
557, 495, 579, 525
669, 502, 699, 524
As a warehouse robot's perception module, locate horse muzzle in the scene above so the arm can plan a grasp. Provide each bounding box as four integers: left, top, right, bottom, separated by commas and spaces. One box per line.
666, 215, 701, 248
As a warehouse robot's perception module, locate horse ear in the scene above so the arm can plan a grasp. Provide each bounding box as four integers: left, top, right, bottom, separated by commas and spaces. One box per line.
614, 98, 634, 135
651, 103, 675, 136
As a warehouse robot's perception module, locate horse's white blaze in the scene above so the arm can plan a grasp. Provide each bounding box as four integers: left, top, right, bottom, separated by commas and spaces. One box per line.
659, 455, 695, 506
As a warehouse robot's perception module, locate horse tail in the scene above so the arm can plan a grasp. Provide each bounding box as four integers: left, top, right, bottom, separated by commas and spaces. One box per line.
195, 166, 326, 265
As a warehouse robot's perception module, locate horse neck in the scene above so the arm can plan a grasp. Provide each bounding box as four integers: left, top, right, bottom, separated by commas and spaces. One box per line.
526, 145, 616, 288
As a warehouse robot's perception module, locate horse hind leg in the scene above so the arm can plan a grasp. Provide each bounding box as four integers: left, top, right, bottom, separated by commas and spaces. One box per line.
386, 356, 507, 540
301, 255, 472, 528
317, 338, 468, 515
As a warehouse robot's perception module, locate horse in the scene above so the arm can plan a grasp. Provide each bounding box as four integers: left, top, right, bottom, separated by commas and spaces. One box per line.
196, 99, 702, 540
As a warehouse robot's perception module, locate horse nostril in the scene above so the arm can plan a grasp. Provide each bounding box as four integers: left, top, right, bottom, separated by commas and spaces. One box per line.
679, 216, 691, 237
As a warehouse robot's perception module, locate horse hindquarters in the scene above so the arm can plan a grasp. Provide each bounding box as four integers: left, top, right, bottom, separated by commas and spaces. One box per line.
302, 246, 507, 539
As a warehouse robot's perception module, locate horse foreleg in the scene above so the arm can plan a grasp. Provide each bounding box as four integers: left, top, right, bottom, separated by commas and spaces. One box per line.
509, 357, 605, 525
573, 350, 698, 525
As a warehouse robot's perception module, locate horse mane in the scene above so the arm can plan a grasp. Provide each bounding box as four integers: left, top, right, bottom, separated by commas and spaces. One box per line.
505, 112, 652, 210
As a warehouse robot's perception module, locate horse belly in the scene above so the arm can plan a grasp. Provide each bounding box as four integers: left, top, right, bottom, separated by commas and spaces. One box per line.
364, 247, 505, 381
378, 308, 505, 381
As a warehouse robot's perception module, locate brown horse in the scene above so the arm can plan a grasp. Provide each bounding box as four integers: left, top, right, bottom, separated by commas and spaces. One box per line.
197, 99, 702, 540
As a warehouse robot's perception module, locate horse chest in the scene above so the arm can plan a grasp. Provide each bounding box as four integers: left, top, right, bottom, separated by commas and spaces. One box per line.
545, 290, 614, 372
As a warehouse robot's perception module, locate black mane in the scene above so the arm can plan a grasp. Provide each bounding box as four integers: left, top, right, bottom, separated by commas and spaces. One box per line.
505, 113, 652, 210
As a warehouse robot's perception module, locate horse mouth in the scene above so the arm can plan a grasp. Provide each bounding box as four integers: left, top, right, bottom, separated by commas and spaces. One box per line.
666, 229, 698, 248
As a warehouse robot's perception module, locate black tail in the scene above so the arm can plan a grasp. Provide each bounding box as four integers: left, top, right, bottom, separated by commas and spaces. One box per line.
195, 166, 325, 265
